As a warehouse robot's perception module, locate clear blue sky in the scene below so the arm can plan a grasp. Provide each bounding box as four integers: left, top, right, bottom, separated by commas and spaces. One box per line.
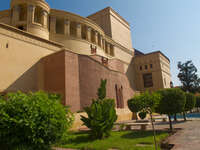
2, 0, 200, 86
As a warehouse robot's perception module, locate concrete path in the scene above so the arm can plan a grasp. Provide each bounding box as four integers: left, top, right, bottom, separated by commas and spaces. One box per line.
167, 120, 200, 150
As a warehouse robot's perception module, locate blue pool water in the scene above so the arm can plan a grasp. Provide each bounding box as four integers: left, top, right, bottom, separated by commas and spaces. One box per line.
173, 113, 200, 119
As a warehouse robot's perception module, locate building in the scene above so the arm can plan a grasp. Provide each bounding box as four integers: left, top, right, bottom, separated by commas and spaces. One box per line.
0, 0, 171, 112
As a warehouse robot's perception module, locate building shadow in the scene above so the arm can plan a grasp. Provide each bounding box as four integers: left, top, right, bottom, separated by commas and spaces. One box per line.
126, 58, 136, 91
4, 61, 40, 93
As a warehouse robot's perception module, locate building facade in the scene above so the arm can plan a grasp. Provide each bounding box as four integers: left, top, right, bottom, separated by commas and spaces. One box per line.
0, 0, 171, 112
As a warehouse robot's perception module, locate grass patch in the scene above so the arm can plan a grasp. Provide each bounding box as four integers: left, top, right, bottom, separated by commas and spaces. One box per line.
56, 130, 169, 150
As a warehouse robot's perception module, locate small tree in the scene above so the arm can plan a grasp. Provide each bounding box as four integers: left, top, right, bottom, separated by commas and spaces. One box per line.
128, 96, 142, 120
183, 93, 196, 121
128, 92, 161, 150
0, 91, 73, 150
195, 96, 200, 112
81, 79, 117, 139
97, 79, 107, 100
156, 88, 186, 131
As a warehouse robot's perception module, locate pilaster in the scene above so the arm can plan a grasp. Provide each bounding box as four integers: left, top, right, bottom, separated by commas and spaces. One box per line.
64, 19, 70, 36
107, 43, 111, 54
50, 16, 56, 34
27, 5, 35, 24
76, 23, 82, 38
94, 31, 98, 44
86, 27, 91, 42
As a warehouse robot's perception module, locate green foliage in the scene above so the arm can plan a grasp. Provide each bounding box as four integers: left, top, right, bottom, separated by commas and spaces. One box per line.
128, 92, 161, 114
81, 79, 117, 139
138, 111, 147, 120
127, 96, 142, 113
156, 88, 186, 131
156, 88, 186, 115
97, 79, 107, 100
177, 60, 200, 93
0, 91, 73, 150
195, 96, 200, 108
185, 93, 196, 111
81, 99, 117, 139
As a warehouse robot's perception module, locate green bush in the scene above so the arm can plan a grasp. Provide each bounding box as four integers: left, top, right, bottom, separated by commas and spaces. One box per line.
81, 99, 117, 139
0, 91, 74, 150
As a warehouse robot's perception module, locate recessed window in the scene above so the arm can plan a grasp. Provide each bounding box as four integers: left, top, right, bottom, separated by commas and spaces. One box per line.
81, 25, 87, 40
19, 4, 27, 21
70, 21, 77, 37
143, 73, 153, 88
140, 66, 142, 70
56, 18, 64, 34
34, 6, 43, 24
150, 64, 153, 69
6, 43, 8, 48
145, 65, 148, 70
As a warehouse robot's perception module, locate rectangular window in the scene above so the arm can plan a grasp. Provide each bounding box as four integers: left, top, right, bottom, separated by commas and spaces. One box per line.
56, 18, 64, 34
19, 4, 27, 21
150, 64, 153, 68
143, 73, 153, 88
145, 65, 148, 70
140, 66, 142, 70
34, 6, 42, 24
70, 21, 77, 37
81, 25, 87, 40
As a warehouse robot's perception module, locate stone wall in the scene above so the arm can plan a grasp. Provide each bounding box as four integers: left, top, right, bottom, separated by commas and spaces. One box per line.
78, 54, 134, 109
41, 50, 135, 112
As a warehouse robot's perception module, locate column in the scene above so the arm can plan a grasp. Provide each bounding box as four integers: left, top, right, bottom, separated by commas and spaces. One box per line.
27, 5, 35, 24
99, 35, 103, 48
50, 16, 56, 34
110, 45, 115, 56
86, 27, 91, 42
76, 23, 82, 38
41, 10, 48, 28
12, 5, 20, 25
64, 19, 70, 36
102, 39, 106, 50
94, 31, 98, 44
107, 43, 111, 54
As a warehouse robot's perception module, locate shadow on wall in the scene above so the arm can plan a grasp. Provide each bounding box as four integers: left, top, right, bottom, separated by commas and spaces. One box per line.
126, 58, 136, 91
5, 62, 40, 93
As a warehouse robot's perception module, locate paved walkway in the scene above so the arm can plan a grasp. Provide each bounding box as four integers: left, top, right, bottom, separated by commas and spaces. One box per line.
166, 120, 200, 150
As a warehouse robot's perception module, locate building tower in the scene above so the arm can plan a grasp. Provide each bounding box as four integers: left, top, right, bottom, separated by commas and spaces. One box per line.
10, 0, 50, 39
